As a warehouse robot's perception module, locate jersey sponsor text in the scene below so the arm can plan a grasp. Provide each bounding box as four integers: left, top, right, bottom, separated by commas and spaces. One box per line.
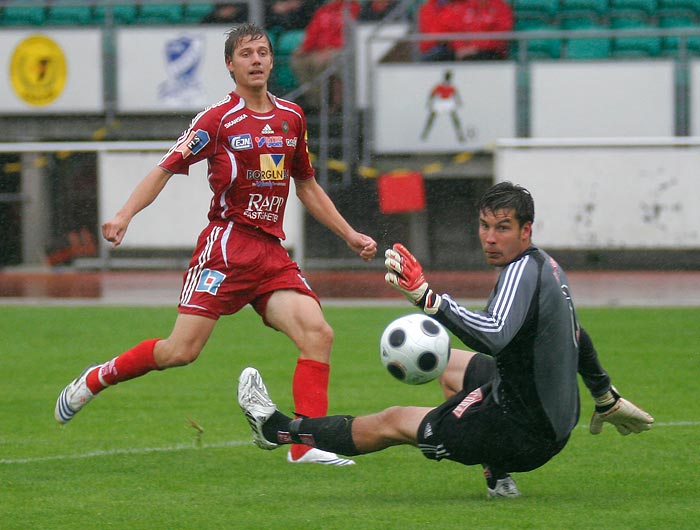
229, 133, 253, 150
244, 193, 285, 222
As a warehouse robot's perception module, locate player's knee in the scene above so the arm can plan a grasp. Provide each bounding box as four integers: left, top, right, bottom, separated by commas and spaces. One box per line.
317, 321, 334, 349
299, 320, 334, 359
169, 350, 200, 367
375, 406, 416, 444
438, 369, 458, 398
155, 340, 202, 368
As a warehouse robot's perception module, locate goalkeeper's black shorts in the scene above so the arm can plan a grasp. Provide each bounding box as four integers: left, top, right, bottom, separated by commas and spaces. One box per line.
417, 353, 569, 472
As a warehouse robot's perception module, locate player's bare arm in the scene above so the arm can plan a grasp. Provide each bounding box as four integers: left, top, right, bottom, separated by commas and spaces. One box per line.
102, 166, 173, 248
295, 177, 377, 261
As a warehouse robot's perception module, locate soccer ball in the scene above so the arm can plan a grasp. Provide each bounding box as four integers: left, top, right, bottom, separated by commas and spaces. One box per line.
379, 314, 451, 385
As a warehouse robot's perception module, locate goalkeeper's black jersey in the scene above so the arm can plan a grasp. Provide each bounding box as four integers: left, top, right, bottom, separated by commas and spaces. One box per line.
434, 246, 582, 442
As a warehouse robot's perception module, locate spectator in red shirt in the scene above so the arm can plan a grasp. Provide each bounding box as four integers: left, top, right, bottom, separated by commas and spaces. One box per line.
418, 0, 513, 61
290, 0, 360, 110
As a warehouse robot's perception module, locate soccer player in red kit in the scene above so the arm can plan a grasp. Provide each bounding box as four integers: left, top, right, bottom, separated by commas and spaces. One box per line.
55, 23, 377, 466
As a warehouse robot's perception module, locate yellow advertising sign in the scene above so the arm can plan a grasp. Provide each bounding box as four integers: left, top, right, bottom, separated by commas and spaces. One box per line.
10, 35, 67, 106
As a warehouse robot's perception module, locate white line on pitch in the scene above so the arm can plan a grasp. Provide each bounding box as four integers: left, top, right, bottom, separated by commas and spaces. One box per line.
0, 439, 250, 465
1, 421, 697, 466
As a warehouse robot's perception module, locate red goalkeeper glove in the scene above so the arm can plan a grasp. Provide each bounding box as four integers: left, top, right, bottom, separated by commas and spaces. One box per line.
384, 243, 441, 314
590, 386, 654, 435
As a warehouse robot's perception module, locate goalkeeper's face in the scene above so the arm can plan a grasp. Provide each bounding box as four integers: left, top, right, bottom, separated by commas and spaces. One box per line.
478, 208, 532, 267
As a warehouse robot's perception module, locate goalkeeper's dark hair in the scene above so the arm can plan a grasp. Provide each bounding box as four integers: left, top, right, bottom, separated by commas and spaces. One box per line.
478, 181, 535, 227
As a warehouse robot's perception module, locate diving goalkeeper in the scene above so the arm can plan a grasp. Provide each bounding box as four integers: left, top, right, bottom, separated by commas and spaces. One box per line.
238, 181, 653, 498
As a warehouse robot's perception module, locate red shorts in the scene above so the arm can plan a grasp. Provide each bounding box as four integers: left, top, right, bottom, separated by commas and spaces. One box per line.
178, 221, 320, 321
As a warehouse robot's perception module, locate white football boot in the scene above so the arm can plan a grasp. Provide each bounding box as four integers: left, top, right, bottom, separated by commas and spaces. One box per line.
287, 447, 356, 466
487, 476, 522, 498
54, 365, 99, 424
237, 367, 279, 450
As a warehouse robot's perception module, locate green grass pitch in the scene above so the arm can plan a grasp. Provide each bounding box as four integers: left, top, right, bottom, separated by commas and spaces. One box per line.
1, 304, 698, 529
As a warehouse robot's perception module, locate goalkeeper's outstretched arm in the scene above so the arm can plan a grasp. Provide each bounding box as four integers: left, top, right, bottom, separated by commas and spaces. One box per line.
578, 329, 654, 435
578, 328, 612, 398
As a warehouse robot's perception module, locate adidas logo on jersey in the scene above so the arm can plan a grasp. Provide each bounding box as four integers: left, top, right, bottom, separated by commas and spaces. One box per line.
261, 124, 274, 135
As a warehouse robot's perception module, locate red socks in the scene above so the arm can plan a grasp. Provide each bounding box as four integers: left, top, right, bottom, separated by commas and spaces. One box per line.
85, 338, 161, 394
83, 347, 331, 460
290, 358, 330, 460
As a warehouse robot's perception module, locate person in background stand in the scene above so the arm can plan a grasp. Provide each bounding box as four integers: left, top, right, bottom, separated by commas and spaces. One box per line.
55, 23, 377, 467
418, 0, 514, 61
290, 0, 360, 111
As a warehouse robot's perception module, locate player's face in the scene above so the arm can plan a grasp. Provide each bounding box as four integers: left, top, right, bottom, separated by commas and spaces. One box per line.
226, 35, 273, 90
478, 208, 532, 267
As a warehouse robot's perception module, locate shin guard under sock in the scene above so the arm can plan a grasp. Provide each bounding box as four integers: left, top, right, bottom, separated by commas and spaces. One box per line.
86, 338, 161, 394
284, 415, 361, 456
292, 358, 330, 418
291, 358, 330, 459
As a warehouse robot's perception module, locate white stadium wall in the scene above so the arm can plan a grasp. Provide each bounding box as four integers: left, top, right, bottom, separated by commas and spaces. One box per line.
116, 26, 236, 113
530, 61, 675, 137
690, 62, 700, 136
494, 139, 700, 249
371, 60, 678, 154
355, 23, 409, 109
373, 62, 517, 153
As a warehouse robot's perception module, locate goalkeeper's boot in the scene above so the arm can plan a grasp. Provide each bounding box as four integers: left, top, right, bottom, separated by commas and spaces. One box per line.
287, 447, 356, 466
54, 364, 99, 424
484, 466, 521, 498
237, 367, 279, 450
487, 476, 521, 498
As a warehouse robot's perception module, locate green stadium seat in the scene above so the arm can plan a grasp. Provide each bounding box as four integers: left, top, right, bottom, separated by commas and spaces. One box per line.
609, 0, 658, 16
513, 0, 560, 22
659, 14, 700, 54
659, 12, 696, 26
93, 5, 139, 25
272, 30, 306, 93
1, 5, 46, 26
46, 2, 93, 26
658, 0, 700, 12
276, 29, 306, 55
273, 57, 300, 93
183, 3, 216, 23
515, 19, 563, 58
562, 19, 613, 58
559, 0, 610, 23
137, 4, 184, 25
611, 14, 662, 56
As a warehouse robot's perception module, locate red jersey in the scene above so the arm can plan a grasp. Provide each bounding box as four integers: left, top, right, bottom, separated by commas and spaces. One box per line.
447, 0, 513, 56
300, 0, 360, 52
159, 92, 314, 240
432, 84, 457, 99
417, 0, 445, 54
418, 0, 513, 56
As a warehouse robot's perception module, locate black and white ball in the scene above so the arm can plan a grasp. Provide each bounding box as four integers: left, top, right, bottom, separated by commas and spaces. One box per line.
379, 314, 451, 385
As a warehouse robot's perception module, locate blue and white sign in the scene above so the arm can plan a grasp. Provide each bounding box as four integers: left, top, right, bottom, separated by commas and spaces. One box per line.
117, 26, 235, 113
